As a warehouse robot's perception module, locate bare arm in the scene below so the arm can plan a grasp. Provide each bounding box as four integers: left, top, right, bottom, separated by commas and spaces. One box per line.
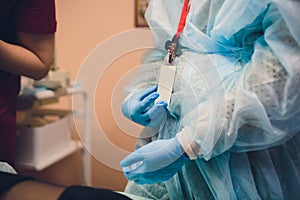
0, 32, 55, 80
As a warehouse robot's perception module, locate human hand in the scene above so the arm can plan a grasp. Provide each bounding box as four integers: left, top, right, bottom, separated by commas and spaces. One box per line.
122, 85, 168, 128
120, 137, 189, 184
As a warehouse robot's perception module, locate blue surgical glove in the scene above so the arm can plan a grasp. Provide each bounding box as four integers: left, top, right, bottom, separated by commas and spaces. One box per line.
120, 137, 189, 184
122, 85, 168, 127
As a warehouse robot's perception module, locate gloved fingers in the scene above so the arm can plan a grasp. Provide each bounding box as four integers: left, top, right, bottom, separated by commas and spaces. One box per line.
147, 104, 167, 127
128, 175, 153, 185
148, 103, 167, 118
123, 166, 150, 183
120, 152, 144, 168
122, 85, 157, 114
156, 100, 168, 108
136, 98, 166, 121
137, 92, 159, 113
121, 99, 152, 126
137, 85, 158, 101
139, 101, 167, 123
120, 138, 190, 184
128, 165, 179, 185
125, 172, 157, 185
136, 112, 151, 126
123, 169, 143, 181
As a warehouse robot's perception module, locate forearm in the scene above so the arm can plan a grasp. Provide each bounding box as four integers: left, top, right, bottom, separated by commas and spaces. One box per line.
0, 33, 54, 80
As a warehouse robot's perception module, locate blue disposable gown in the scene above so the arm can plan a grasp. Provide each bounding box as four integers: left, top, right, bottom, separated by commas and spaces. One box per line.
124, 0, 300, 199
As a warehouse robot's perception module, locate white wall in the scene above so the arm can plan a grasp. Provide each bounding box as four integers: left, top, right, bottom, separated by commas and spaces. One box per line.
55, 0, 152, 190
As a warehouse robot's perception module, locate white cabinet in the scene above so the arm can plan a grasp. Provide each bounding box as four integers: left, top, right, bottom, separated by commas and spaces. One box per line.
16, 86, 91, 185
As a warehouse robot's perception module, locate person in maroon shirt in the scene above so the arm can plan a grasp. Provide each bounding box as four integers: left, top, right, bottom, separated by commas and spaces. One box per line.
0, 0, 57, 166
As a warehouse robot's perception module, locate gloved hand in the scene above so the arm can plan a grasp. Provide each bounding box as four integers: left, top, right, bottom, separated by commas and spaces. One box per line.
122, 85, 168, 127
120, 136, 189, 184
